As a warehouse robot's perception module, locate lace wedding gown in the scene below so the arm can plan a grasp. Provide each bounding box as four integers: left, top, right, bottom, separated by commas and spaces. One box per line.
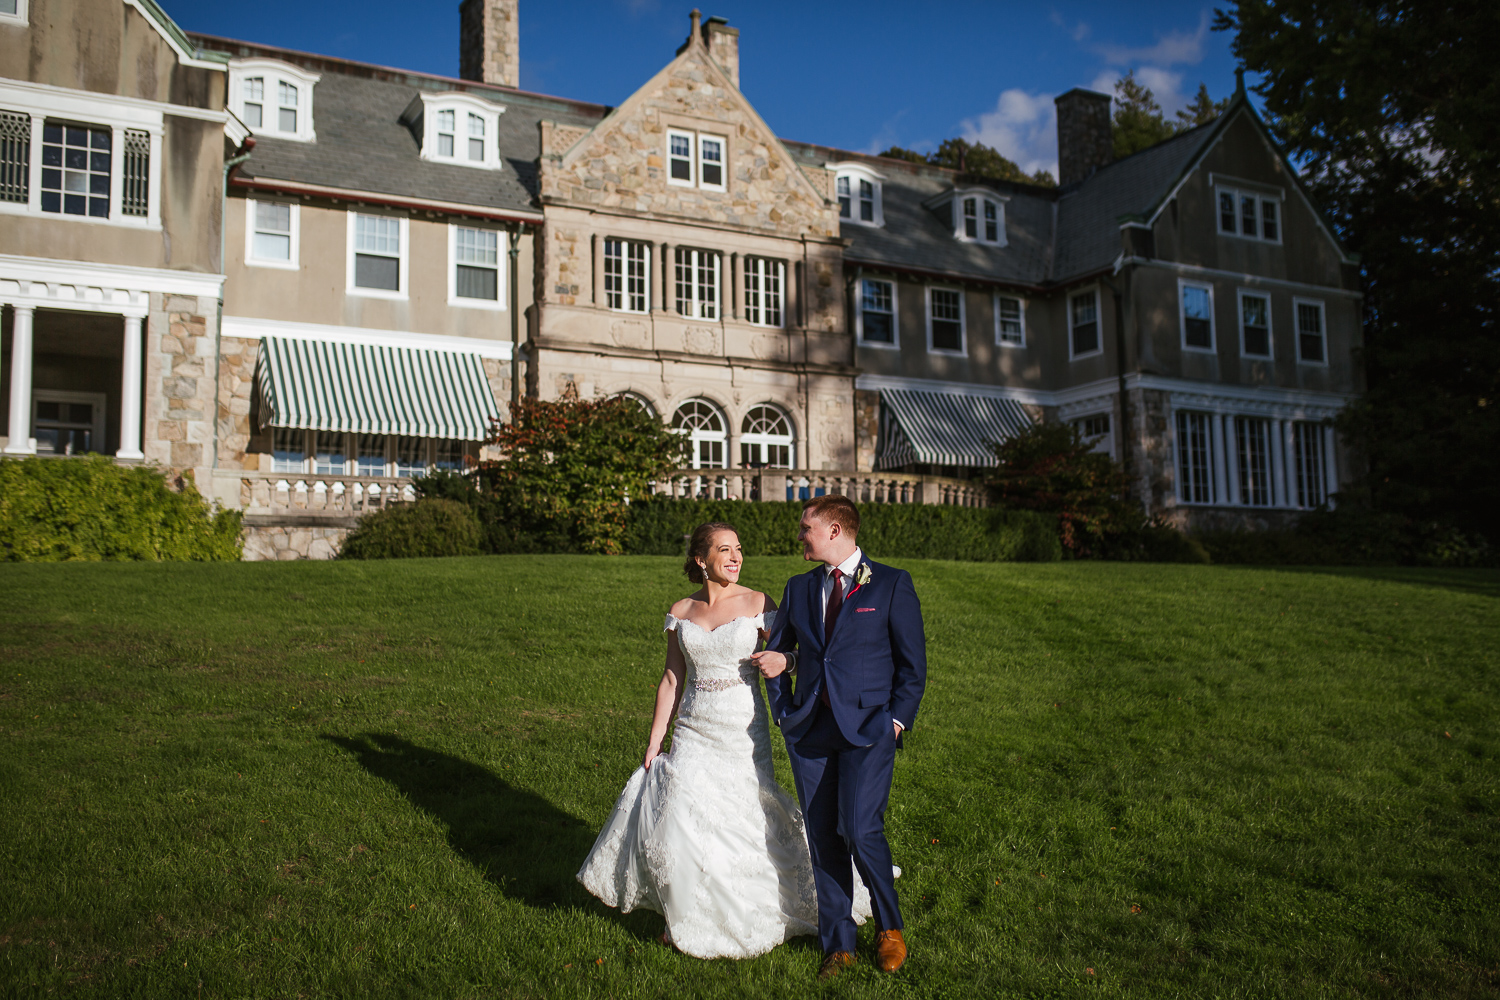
577, 611, 877, 959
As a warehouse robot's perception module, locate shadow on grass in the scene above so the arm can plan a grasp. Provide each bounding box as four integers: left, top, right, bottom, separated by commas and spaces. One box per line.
326, 733, 649, 927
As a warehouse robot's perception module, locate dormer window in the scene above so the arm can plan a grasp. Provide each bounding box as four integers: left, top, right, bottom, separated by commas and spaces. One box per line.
408, 92, 506, 170
229, 59, 319, 142
953, 189, 1006, 245
829, 163, 883, 227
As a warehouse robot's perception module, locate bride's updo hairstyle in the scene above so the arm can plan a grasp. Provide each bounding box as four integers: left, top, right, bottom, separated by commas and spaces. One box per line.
685, 521, 738, 584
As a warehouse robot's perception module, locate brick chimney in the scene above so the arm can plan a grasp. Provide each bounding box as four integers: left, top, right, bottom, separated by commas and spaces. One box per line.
702, 15, 739, 89
459, 0, 519, 89
1054, 88, 1113, 186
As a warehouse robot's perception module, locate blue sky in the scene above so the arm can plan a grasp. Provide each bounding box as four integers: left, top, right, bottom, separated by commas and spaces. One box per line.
176, 1, 1245, 180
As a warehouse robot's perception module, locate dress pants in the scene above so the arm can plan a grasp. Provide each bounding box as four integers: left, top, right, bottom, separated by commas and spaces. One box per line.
785, 702, 902, 955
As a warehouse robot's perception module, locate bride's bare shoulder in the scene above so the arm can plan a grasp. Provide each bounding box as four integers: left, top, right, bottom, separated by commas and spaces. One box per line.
669, 595, 701, 619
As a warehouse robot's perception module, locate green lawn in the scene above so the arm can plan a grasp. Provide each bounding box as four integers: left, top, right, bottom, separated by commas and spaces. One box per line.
0, 557, 1497, 999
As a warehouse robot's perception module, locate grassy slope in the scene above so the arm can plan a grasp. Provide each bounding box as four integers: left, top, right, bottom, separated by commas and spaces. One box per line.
0, 557, 1496, 999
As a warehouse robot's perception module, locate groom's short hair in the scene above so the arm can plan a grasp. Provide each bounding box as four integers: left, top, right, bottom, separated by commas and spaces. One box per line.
803, 495, 860, 538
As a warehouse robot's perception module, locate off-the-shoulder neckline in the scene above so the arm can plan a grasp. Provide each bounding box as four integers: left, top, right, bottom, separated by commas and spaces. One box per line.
668, 612, 770, 634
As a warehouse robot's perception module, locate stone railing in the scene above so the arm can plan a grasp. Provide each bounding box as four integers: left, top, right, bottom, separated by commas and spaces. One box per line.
232, 470, 416, 518
649, 469, 989, 507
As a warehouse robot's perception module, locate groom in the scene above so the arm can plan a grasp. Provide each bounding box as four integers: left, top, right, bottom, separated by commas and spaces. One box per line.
752, 495, 927, 980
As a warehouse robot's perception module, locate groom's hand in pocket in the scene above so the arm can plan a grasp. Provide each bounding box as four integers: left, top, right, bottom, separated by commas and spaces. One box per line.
751, 650, 787, 678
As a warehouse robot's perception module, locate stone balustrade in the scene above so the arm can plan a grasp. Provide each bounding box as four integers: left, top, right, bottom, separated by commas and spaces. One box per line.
234, 470, 417, 517
648, 469, 989, 507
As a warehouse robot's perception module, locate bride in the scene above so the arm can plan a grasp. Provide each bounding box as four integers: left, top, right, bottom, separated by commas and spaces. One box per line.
577, 522, 878, 959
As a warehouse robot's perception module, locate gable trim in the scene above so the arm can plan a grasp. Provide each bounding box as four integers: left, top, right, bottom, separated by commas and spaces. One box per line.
124, 0, 229, 71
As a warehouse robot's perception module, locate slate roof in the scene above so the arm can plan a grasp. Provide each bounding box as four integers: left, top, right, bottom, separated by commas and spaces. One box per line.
188, 34, 605, 215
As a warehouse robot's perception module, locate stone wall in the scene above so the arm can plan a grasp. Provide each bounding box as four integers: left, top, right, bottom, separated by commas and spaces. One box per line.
854, 389, 879, 471
217, 335, 259, 470
146, 292, 219, 485
241, 522, 350, 561
458, 0, 518, 88
1128, 387, 1176, 515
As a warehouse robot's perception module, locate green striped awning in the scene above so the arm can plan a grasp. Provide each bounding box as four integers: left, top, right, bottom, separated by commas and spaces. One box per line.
254, 336, 502, 440
876, 389, 1035, 469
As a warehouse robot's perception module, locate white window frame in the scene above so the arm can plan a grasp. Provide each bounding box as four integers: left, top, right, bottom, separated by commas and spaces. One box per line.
604, 238, 651, 314
994, 292, 1025, 348
744, 256, 785, 328
0, 82, 164, 230
447, 223, 506, 310
667, 128, 696, 188
1215, 185, 1283, 245
1173, 409, 1218, 505
674, 247, 721, 320
1068, 286, 1103, 360
856, 277, 899, 349
1072, 412, 1114, 459
1236, 288, 1273, 360
697, 133, 726, 192
672, 398, 729, 469
244, 198, 300, 270
1178, 278, 1217, 354
32, 389, 106, 456
0, 0, 29, 27
828, 162, 884, 227
739, 403, 796, 470
346, 211, 410, 301
1293, 297, 1329, 367
228, 59, 319, 143
953, 188, 1007, 246
414, 91, 506, 171
925, 285, 966, 356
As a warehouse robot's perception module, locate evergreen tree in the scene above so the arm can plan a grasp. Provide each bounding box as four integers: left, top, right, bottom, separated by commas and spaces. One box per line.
1177, 82, 1229, 128
878, 138, 1057, 187
1111, 71, 1180, 158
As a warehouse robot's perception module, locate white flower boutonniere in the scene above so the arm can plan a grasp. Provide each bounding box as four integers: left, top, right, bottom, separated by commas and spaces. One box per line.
853, 562, 873, 588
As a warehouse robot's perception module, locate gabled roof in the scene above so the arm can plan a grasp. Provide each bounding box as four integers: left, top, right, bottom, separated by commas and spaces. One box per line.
188, 34, 605, 217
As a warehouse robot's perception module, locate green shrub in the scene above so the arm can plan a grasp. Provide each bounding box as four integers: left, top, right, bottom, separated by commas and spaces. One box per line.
1098, 520, 1212, 564
1196, 503, 1495, 567
621, 498, 1061, 563
339, 499, 482, 560
0, 456, 242, 562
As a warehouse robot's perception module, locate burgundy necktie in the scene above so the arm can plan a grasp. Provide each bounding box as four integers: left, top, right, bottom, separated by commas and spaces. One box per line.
819, 569, 844, 708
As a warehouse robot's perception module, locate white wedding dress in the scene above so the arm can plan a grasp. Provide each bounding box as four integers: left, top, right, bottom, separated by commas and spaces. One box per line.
577, 611, 878, 959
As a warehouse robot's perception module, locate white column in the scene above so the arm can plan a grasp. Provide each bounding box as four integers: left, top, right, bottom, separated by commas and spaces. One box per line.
1283, 419, 1298, 507
109, 126, 126, 221
4, 304, 36, 455
117, 313, 144, 461
1322, 425, 1339, 508
1223, 414, 1240, 505
1269, 419, 1287, 507
26, 115, 43, 213
1210, 410, 1228, 505
147, 129, 163, 228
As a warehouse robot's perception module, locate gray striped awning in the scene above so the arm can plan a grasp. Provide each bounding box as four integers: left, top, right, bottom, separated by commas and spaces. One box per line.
876, 389, 1035, 469
254, 336, 502, 440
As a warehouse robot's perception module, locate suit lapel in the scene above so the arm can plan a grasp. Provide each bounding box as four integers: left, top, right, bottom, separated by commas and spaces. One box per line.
827, 559, 872, 646
805, 565, 825, 651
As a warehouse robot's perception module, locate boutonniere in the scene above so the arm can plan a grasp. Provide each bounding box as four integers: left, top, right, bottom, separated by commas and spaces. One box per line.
847, 561, 873, 597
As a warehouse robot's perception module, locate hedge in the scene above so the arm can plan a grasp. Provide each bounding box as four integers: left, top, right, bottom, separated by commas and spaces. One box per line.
339, 498, 483, 560
0, 456, 242, 562
623, 498, 1062, 562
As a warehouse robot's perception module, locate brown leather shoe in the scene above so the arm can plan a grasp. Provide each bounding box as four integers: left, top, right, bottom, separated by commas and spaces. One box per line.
875, 929, 907, 972
817, 950, 856, 980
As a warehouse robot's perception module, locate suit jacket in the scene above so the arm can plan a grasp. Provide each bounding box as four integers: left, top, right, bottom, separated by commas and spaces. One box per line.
764, 558, 927, 747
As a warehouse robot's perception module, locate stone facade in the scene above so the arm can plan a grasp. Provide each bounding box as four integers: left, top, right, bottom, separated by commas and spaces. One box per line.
1055, 89, 1113, 186
216, 336, 259, 471
459, 0, 519, 89
241, 523, 351, 561
147, 294, 220, 484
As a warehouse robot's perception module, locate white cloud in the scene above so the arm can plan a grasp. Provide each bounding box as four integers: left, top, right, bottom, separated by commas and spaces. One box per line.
960, 88, 1058, 182
1049, 10, 1090, 42
1094, 10, 1209, 68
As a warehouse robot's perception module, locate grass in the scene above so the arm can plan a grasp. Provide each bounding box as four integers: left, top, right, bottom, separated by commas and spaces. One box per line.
0, 556, 1497, 999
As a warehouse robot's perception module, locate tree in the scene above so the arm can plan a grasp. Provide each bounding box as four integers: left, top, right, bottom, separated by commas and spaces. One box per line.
1111, 71, 1180, 158
478, 392, 688, 554
1176, 82, 1228, 128
878, 138, 1057, 186
1216, 2, 1500, 535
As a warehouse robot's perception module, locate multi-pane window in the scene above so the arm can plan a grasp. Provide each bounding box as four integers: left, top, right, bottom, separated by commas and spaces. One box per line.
271, 432, 468, 477
669, 131, 693, 183
860, 278, 895, 344
745, 257, 784, 327
1070, 291, 1100, 357
1234, 416, 1273, 506
272, 426, 305, 473
121, 129, 149, 218
355, 434, 385, 476
996, 295, 1023, 346
433, 439, 465, 470
836, 176, 850, 218
957, 193, 1003, 244
394, 436, 427, 478
1296, 300, 1326, 363
277, 81, 298, 133
1181, 282, 1214, 350
672, 398, 727, 469
41, 122, 109, 218
1073, 413, 1113, 457
33, 398, 97, 456
604, 238, 649, 312
353, 214, 401, 291
674, 247, 719, 319
454, 226, 499, 301
243, 77, 264, 128
1, 110, 29, 204
467, 112, 485, 162
436, 109, 455, 157
1240, 291, 1271, 357
1176, 410, 1216, 504
928, 287, 963, 352
1217, 187, 1281, 243
252, 201, 294, 261
835, 170, 881, 225
1293, 421, 1327, 508
699, 135, 724, 188
740, 404, 794, 469
313, 430, 345, 475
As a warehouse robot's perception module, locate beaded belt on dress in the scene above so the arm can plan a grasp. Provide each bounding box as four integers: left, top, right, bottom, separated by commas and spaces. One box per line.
694, 676, 751, 691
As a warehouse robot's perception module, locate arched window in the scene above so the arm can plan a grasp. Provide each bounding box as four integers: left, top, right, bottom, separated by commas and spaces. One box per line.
740, 404, 795, 469
672, 398, 727, 468
612, 391, 657, 418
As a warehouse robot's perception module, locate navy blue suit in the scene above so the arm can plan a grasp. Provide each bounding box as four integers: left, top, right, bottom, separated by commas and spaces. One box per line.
765, 557, 927, 954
